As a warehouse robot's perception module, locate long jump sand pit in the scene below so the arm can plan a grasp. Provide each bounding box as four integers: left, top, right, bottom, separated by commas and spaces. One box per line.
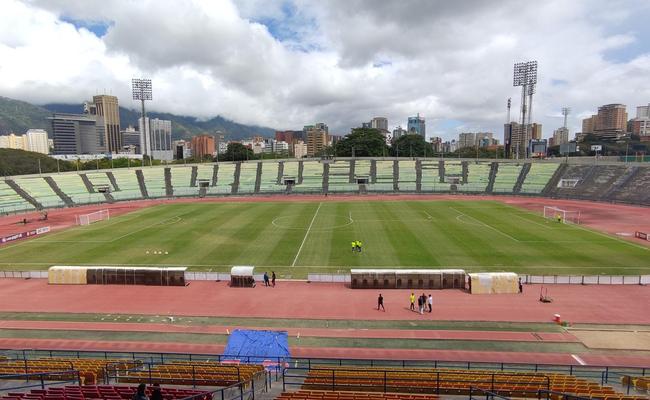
571, 329, 650, 351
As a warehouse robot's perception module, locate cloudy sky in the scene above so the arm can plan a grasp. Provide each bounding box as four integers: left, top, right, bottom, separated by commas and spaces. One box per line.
1, 0, 649, 141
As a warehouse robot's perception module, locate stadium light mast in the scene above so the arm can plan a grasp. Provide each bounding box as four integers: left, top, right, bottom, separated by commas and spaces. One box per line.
132, 78, 153, 166
513, 61, 538, 159
562, 107, 571, 129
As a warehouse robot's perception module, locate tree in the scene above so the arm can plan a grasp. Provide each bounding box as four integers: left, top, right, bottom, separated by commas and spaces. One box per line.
333, 128, 389, 157
391, 134, 431, 157
222, 142, 254, 161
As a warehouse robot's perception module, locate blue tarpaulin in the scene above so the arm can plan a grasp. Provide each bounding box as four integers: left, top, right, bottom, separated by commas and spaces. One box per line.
223, 329, 290, 364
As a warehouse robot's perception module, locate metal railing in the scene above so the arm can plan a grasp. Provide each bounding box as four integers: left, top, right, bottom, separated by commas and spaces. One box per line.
282, 366, 550, 397
178, 370, 268, 400
536, 389, 591, 400
469, 387, 512, 400
0, 369, 81, 391
1, 349, 647, 384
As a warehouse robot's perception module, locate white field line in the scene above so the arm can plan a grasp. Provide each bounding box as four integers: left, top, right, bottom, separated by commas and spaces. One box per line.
291, 202, 322, 267
423, 211, 433, 220
450, 206, 520, 242
511, 213, 553, 229
568, 223, 650, 252
571, 354, 587, 366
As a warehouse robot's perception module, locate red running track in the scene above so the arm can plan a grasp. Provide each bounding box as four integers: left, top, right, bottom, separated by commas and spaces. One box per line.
0, 338, 648, 368
0, 279, 649, 324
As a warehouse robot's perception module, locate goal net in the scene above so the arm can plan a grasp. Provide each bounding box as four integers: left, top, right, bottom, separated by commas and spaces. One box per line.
543, 206, 580, 224
76, 209, 110, 226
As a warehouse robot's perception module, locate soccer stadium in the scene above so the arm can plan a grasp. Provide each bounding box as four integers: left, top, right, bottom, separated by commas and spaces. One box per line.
1, 158, 649, 400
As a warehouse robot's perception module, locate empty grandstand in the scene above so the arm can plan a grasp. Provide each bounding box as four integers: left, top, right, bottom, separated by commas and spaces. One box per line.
2, 158, 650, 214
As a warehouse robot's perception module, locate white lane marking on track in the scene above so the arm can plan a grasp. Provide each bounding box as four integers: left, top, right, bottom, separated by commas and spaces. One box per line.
291, 202, 322, 267
571, 354, 586, 366
450, 206, 520, 242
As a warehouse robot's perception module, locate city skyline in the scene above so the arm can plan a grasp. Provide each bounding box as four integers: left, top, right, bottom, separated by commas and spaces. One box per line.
1, 1, 649, 141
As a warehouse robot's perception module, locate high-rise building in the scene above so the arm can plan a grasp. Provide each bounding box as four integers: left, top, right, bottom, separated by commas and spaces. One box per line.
530, 123, 542, 140
121, 126, 140, 154
306, 127, 327, 157
392, 126, 407, 141
631, 103, 650, 138
581, 115, 596, 134
0, 133, 24, 150
24, 129, 49, 154
92, 95, 121, 153
294, 141, 307, 159
552, 127, 569, 146
458, 132, 476, 149
49, 113, 104, 155
370, 117, 388, 132
139, 117, 173, 161
407, 114, 425, 137
190, 135, 215, 158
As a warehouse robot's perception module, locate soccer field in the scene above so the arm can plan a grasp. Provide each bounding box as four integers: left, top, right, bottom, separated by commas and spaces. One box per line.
0, 200, 648, 277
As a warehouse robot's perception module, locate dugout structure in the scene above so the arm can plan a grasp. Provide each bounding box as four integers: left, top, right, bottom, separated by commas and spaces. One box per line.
468, 272, 519, 294
230, 266, 255, 288
48, 266, 186, 286
350, 269, 466, 289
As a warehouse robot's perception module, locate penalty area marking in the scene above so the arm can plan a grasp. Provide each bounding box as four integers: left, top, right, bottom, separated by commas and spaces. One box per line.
291, 202, 322, 267
450, 207, 520, 242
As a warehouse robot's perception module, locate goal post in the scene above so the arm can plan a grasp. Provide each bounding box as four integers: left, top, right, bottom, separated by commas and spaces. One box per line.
543, 206, 580, 224
76, 209, 110, 226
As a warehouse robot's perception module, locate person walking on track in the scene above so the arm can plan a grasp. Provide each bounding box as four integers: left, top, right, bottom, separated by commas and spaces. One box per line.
409, 293, 415, 311
428, 294, 433, 313
377, 293, 385, 311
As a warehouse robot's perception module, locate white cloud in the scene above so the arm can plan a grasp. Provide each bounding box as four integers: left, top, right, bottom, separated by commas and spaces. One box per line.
0, 0, 649, 140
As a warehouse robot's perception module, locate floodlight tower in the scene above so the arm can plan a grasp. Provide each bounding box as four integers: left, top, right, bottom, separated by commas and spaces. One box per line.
513, 61, 538, 159
132, 78, 153, 164
561, 107, 571, 129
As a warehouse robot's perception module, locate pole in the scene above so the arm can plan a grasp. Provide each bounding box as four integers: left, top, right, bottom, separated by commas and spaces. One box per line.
38, 159, 42, 176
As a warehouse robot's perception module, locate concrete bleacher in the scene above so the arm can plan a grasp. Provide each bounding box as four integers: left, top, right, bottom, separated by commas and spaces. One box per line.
611, 167, 650, 205
169, 166, 194, 196
419, 161, 441, 192
206, 162, 235, 195
259, 162, 282, 194
397, 160, 416, 192
328, 161, 356, 192
139, 167, 167, 198
237, 162, 258, 194
570, 165, 632, 200
354, 160, 371, 179
520, 163, 559, 194
492, 164, 522, 193
109, 169, 143, 201
283, 161, 299, 182
457, 162, 490, 192
13, 177, 64, 209
50, 174, 105, 205
371, 161, 394, 191
0, 180, 34, 213
295, 161, 323, 193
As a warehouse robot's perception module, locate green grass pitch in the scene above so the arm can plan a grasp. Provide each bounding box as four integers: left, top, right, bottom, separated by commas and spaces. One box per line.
0, 200, 648, 277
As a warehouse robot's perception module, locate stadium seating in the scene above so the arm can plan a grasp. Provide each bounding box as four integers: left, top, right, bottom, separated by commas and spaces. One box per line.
169, 166, 195, 197
282, 161, 299, 183
492, 164, 522, 193
238, 162, 258, 194
458, 162, 490, 192
278, 391, 438, 400
328, 161, 357, 193
207, 163, 235, 195
372, 161, 394, 192
12, 177, 64, 208
259, 161, 282, 194
110, 170, 143, 201
520, 163, 559, 194
419, 161, 442, 192
195, 164, 214, 185
0, 385, 211, 400
50, 174, 105, 205
140, 168, 167, 198
295, 161, 323, 193
610, 167, 650, 205
117, 361, 263, 386
0, 180, 33, 214
397, 161, 416, 192
0, 358, 140, 385
300, 366, 634, 399
354, 160, 371, 179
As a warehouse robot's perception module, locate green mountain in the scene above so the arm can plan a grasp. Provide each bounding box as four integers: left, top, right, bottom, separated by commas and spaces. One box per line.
0, 96, 51, 134
0, 96, 276, 140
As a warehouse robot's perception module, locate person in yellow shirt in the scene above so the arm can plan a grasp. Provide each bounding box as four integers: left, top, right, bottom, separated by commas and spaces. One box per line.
409, 293, 415, 311
351, 241, 356, 252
